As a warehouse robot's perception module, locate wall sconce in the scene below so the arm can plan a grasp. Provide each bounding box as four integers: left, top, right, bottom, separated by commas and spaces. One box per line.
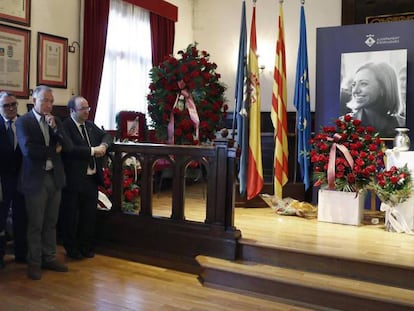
68, 41, 80, 53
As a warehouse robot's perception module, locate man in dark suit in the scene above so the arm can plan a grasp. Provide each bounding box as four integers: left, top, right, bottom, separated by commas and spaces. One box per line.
60, 95, 112, 260
0, 91, 27, 269
16, 85, 73, 280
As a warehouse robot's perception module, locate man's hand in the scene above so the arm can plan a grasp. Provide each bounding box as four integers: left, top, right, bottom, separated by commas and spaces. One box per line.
94, 144, 107, 158
56, 143, 62, 154
45, 114, 56, 129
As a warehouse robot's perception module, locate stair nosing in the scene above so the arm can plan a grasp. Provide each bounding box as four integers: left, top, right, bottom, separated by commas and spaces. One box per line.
197, 255, 414, 306
239, 237, 414, 270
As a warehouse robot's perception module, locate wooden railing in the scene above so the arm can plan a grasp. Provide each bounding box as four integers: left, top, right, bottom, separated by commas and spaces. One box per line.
94, 139, 241, 272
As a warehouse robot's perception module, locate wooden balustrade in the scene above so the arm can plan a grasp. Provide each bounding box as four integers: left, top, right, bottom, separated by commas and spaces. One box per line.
94, 139, 241, 272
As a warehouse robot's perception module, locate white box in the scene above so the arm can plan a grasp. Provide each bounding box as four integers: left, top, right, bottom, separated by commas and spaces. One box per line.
318, 189, 365, 226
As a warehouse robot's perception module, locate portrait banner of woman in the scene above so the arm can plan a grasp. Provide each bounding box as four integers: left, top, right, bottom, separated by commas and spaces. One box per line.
340, 49, 407, 137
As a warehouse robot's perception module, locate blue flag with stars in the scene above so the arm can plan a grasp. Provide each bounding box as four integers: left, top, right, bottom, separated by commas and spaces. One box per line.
293, 4, 311, 190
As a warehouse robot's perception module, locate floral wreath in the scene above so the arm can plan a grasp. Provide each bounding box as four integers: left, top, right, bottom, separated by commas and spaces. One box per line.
147, 43, 228, 145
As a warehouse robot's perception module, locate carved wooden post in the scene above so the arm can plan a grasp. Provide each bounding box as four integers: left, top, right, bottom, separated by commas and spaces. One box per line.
112, 147, 122, 213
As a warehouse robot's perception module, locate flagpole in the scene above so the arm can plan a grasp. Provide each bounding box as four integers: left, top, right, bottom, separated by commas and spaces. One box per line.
294, 0, 299, 184
294, 0, 306, 184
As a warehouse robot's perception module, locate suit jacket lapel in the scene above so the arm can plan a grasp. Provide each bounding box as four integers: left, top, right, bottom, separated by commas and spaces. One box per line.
30, 110, 47, 144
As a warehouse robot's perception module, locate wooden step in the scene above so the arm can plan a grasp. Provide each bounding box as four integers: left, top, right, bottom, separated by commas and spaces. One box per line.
197, 255, 414, 311
239, 238, 414, 290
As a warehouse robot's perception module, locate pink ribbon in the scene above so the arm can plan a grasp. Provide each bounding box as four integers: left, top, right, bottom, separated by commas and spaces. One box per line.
327, 134, 354, 190
167, 109, 175, 144
167, 80, 200, 144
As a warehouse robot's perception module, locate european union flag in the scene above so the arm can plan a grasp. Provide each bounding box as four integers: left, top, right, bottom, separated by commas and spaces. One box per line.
235, 0, 248, 196
293, 5, 311, 190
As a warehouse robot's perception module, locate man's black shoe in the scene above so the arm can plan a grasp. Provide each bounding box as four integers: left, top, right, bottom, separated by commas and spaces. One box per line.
66, 251, 84, 260
80, 250, 95, 258
15, 256, 27, 263
42, 260, 68, 272
27, 265, 42, 280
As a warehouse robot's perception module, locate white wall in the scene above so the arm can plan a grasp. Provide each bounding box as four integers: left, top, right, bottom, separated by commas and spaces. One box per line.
191, 0, 342, 113
168, 0, 194, 54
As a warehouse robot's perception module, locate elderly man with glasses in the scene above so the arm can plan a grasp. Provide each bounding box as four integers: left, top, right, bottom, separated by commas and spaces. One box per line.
59, 95, 112, 260
0, 91, 27, 270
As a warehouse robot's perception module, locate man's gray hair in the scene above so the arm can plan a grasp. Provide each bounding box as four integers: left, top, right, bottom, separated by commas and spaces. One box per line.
0, 91, 15, 101
32, 85, 53, 98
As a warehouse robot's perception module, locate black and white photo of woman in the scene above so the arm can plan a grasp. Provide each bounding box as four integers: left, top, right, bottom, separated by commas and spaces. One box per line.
342, 61, 404, 137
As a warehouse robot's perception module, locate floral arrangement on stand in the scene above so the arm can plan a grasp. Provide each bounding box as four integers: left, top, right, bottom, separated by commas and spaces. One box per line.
147, 43, 228, 145
99, 158, 141, 214
374, 165, 413, 233
310, 114, 385, 192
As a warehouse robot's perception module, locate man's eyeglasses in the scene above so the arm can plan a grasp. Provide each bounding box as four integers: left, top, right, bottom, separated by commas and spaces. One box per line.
0, 102, 18, 109
77, 107, 91, 112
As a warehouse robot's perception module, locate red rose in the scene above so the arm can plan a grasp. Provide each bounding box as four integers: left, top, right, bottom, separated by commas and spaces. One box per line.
122, 177, 133, 188
352, 119, 361, 126
390, 176, 400, 184
124, 190, 136, 202
347, 173, 356, 183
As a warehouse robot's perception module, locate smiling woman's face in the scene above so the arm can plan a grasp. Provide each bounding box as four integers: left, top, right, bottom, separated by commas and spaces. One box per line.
351, 68, 381, 109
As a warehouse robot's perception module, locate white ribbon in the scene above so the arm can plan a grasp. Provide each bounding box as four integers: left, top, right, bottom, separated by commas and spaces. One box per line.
124, 155, 140, 182
380, 203, 414, 234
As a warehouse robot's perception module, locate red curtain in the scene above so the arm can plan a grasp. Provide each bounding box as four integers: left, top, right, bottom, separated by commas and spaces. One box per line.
81, 0, 110, 121
150, 12, 175, 67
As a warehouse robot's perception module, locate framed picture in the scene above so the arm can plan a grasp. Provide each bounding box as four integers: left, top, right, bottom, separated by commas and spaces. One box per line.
339, 49, 407, 138
37, 32, 68, 88
0, 0, 31, 26
342, 0, 414, 25
116, 111, 146, 141
0, 24, 30, 98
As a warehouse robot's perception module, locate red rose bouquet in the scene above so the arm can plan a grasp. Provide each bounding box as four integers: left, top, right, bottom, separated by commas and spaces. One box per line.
310, 115, 385, 192
147, 43, 227, 145
99, 159, 140, 214
374, 165, 412, 206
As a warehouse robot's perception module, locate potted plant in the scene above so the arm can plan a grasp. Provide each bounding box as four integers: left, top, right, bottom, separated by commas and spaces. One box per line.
310, 114, 385, 225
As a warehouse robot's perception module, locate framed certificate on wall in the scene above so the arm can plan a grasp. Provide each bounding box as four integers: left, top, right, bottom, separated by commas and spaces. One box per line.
37, 32, 68, 88
0, 0, 31, 26
0, 24, 30, 98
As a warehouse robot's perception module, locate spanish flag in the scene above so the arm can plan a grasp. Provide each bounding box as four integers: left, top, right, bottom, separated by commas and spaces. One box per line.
247, 0, 263, 200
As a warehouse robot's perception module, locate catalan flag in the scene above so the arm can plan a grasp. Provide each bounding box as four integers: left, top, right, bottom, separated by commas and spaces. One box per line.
247, 0, 263, 200
271, 2, 288, 199
235, 0, 248, 196
294, 3, 311, 190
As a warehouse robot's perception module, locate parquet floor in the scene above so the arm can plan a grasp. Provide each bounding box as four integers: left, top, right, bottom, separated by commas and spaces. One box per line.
0, 249, 313, 311
1, 183, 413, 310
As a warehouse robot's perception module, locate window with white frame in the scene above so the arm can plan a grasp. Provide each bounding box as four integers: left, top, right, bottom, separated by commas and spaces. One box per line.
95, 0, 152, 130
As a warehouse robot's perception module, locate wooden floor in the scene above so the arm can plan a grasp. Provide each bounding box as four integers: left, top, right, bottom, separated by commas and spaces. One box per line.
1, 184, 414, 310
